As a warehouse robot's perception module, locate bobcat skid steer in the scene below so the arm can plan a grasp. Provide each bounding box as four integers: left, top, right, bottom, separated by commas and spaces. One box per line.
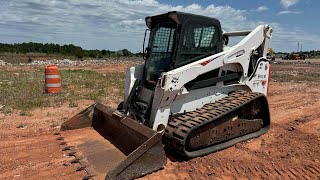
57, 11, 272, 179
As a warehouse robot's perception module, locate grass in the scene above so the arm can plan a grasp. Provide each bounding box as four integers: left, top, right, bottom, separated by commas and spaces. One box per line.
0, 69, 124, 112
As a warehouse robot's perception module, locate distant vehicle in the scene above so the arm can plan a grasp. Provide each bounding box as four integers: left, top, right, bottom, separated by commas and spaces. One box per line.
282, 53, 306, 60
267, 48, 275, 61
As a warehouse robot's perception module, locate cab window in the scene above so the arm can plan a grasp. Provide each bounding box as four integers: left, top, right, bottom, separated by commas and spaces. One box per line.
175, 20, 220, 67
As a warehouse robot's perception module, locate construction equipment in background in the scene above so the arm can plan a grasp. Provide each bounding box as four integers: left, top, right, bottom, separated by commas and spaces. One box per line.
281, 42, 306, 60
56, 11, 273, 179
282, 53, 306, 60
267, 48, 275, 61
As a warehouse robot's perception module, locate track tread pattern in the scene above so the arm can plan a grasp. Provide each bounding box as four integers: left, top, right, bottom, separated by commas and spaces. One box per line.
163, 90, 267, 157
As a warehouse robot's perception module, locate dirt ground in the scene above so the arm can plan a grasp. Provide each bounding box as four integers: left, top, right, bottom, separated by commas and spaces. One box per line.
0, 60, 319, 179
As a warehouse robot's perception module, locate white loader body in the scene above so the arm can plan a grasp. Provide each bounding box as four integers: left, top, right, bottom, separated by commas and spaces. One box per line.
124, 25, 273, 131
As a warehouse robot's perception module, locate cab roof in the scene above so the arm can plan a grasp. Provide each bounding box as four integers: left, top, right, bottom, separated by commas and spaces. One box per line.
145, 11, 221, 29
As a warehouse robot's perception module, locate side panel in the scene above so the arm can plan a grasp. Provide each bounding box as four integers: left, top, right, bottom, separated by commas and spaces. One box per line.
245, 59, 270, 95
124, 64, 144, 103
149, 86, 171, 130
170, 84, 250, 114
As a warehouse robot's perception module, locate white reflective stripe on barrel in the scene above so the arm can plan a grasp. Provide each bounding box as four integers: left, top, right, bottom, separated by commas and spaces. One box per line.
46, 83, 61, 87
45, 75, 60, 78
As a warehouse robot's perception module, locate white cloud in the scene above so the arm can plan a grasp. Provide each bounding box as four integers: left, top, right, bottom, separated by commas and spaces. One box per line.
268, 22, 320, 52
255, 6, 269, 12
0, 0, 318, 52
0, 0, 254, 51
280, 0, 299, 9
278, 0, 301, 16
278, 10, 301, 15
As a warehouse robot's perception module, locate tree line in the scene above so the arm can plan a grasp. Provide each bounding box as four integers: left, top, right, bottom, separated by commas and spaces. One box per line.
1, 42, 319, 59
0, 42, 142, 59
275, 50, 320, 58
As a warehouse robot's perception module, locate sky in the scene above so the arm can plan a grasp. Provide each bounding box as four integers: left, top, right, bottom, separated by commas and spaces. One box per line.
0, 0, 319, 52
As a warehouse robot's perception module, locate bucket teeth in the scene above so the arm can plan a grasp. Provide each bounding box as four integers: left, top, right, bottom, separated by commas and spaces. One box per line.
62, 146, 74, 151
66, 151, 77, 156
57, 102, 167, 180
71, 158, 81, 163
76, 165, 87, 171
82, 167, 98, 180
82, 175, 95, 180
56, 137, 64, 140
59, 141, 67, 145
63, 162, 71, 166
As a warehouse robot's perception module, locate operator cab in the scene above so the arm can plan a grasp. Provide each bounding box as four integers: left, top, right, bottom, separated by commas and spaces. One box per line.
125, 12, 224, 125
143, 11, 223, 87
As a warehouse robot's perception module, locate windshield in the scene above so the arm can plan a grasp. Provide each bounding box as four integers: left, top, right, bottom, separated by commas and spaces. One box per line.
175, 20, 220, 67
144, 20, 176, 84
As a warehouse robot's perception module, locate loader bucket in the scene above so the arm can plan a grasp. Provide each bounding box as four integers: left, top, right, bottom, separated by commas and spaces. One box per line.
59, 103, 167, 180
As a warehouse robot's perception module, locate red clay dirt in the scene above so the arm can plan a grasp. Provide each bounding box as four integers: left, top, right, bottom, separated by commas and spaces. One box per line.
0, 61, 319, 179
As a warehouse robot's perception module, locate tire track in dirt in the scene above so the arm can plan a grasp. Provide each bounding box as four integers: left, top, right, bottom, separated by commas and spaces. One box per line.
147, 160, 320, 179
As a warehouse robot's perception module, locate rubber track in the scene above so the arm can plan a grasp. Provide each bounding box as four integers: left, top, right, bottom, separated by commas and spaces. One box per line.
163, 90, 267, 157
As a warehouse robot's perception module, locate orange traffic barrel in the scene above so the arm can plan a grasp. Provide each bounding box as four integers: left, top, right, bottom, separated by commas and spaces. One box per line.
45, 65, 61, 94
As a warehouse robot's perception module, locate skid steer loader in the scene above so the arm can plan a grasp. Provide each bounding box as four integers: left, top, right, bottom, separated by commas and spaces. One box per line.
57, 11, 272, 179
